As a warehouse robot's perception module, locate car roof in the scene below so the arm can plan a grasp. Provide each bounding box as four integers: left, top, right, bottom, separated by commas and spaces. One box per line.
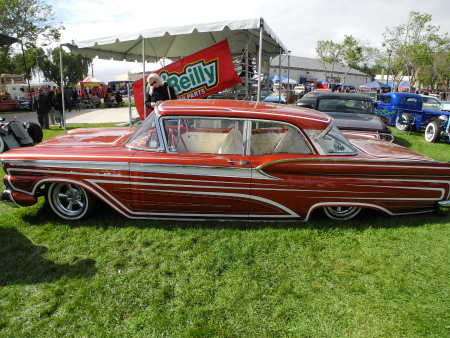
316, 92, 373, 102
157, 99, 332, 130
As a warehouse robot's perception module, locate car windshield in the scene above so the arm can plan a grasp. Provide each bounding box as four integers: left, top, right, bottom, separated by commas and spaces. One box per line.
318, 126, 357, 155
317, 98, 373, 114
125, 112, 162, 150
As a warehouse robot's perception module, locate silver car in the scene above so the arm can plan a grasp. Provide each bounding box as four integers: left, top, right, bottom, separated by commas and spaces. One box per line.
421, 95, 442, 111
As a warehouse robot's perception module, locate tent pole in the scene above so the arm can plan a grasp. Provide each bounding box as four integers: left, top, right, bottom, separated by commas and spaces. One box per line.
257, 18, 263, 102
20, 42, 33, 109
60, 44, 66, 134
288, 52, 291, 100
142, 36, 147, 119
278, 49, 281, 103
128, 71, 132, 126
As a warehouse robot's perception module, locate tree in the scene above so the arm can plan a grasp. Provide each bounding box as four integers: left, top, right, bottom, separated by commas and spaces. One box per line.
382, 11, 449, 92
340, 36, 365, 89
38, 47, 92, 87
316, 40, 344, 85
0, 0, 63, 75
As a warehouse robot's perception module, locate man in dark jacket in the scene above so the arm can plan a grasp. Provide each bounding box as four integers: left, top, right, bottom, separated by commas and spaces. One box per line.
34, 87, 50, 129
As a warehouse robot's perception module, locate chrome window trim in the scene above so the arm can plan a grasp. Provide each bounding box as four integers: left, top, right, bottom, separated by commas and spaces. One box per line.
158, 116, 249, 155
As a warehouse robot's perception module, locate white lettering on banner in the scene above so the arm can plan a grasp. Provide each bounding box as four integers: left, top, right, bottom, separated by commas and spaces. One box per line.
160, 59, 218, 96
179, 88, 207, 99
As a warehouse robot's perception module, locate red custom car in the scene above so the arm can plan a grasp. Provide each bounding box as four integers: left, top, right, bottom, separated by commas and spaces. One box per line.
1, 99, 450, 221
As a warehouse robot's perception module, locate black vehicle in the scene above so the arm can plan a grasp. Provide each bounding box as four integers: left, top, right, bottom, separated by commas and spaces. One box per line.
313, 92, 394, 142
0, 116, 43, 153
294, 90, 326, 108
16, 99, 33, 111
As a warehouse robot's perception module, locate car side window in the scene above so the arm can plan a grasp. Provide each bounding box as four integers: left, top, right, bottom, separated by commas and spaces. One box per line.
382, 96, 391, 104
250, 121, 312, 155
163, 118, 245, 155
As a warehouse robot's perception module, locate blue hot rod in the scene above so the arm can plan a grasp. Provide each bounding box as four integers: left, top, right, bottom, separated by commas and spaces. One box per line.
376, 92, 449, 143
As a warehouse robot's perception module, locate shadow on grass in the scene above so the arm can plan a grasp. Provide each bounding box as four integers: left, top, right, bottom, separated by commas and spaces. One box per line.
0, 227, 97, 286
19, 199, 449, 233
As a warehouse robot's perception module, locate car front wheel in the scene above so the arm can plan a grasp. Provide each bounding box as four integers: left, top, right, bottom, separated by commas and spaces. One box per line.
47, 182, 97, 220
424, 121, 441, 143
323, 206, 362, 220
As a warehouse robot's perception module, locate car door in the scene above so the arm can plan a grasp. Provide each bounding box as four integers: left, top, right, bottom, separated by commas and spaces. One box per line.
129, 117, 252, 219
247, 120, 317, 220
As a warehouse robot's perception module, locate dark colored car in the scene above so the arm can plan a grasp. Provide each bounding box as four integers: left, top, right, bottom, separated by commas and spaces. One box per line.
16, 99, 33, 111
314, 92, 394, 142
294, 90, 326, 108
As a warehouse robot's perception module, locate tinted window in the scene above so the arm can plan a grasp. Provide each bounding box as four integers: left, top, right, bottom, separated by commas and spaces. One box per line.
317, 98, 372, 113
404, 97, 418, 102
382, 96, 391, 103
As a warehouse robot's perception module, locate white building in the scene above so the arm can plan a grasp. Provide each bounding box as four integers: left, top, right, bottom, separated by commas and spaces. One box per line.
270, 55, 370, 88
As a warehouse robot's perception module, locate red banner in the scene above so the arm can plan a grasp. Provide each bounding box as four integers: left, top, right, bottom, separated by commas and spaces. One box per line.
133, 39, 242, 119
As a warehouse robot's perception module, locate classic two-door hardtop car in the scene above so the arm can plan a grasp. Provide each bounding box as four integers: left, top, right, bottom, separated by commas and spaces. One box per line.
314, 92, 394, 142
1, 99, 450, 221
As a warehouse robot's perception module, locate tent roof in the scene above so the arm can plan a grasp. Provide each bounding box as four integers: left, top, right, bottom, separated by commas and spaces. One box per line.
81, 75, 102, 83
359, 81, 390, 89
67, 18, 288, 62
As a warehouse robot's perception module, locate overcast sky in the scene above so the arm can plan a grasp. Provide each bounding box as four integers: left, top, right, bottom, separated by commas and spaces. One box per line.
50, 0, 450, 82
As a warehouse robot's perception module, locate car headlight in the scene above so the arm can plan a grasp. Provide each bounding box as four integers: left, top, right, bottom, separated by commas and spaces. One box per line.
438, 115, 448, 124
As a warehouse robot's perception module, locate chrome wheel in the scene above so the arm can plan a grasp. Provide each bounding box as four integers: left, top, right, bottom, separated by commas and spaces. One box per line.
395, 113, 413, 131
47, 183, 96, 220
424, 121, 441, 143
323, 206, 362, 220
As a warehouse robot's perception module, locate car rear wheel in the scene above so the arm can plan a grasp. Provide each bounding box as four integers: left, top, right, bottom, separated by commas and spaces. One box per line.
323, 206, 362, 220
424, 121, 441, 142
47, 182, 97, 220
26, 122, 43, 143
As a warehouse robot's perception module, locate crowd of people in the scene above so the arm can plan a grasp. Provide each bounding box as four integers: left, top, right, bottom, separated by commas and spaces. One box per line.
32, 85, 129, 130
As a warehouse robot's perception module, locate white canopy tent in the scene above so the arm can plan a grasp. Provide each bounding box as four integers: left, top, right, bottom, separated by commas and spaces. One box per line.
62, 18, 288, 128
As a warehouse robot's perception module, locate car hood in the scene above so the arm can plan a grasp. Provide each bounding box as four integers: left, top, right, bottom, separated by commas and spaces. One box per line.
350, 138, 434, 162
326, 112, 389, 132
36, 127, 135, 147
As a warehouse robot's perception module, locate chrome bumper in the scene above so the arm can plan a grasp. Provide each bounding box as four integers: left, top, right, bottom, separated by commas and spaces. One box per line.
1, 189, 20, 208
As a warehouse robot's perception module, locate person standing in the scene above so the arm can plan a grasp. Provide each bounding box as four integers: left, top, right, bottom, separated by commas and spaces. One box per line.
64, 87, 72, 112
52, 86, 64, 128
72, 87, 80, 111
46, 85, 56, 125
145, 73, 177, 110
34, 87, 50, 129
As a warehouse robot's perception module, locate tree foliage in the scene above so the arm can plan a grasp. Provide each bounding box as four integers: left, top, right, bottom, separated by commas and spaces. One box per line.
316, 40, 344, 82
0, 0, 63, 75
38, 47, 91, 86
382, 11, 449, 92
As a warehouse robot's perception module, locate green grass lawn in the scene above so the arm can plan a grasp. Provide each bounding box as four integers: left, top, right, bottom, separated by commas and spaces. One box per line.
0, 125, 449, 337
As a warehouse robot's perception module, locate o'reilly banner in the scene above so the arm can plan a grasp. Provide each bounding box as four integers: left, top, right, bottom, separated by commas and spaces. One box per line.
133, 39, 242, 119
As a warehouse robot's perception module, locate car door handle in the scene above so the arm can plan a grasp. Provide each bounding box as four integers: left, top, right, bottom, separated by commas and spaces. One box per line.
227, 159, 249, 166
